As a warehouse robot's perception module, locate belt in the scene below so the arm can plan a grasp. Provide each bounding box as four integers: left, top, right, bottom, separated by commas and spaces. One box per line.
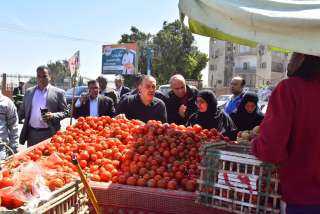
29, 126, 50, 131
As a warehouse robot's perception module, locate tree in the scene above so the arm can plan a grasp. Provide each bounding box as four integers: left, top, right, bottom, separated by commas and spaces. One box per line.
185, 49, 208, 80
27, 77, 37, 86
152, 20, 208, 84
119, 21, 208, 84
47, 60, 71, 86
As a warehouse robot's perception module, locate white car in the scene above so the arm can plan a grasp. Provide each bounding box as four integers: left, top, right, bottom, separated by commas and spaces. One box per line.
158, 84, 171, 94
217, 94, 233, 109
259, 102, 268, 114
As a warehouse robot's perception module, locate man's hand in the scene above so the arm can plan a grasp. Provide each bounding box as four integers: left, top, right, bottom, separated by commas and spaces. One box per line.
80, 93, 89, 105
42, 112, 54, 122
178, 104, 187, 118
115, 114, 127, 120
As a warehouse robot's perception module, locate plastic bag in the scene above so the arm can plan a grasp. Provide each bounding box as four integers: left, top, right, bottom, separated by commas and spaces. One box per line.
0, 153, 77, 211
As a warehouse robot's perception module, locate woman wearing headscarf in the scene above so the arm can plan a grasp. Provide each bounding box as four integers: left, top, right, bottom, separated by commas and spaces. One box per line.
230, 92, 264, 132
187, 90, 236, 140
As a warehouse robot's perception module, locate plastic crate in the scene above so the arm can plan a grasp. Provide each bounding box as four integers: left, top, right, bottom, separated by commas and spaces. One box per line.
2, 180, 89, 214
197, 142, 281, 214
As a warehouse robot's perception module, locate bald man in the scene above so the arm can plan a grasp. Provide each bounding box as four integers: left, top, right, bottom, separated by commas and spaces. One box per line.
165, 74, 198, 125
224, 76, 246, 115
116, 75, 167, 123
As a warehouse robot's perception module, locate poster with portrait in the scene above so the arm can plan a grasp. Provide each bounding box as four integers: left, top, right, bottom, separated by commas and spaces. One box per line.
102, 43, 138, 75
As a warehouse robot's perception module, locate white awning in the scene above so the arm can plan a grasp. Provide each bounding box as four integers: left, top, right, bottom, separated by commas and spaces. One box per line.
179, 0, 320, 55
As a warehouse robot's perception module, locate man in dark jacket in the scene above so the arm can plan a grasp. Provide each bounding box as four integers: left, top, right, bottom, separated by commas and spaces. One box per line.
73, 80, 115, 118
165, 74, 198, 125
19, 66, 68, 147
117, 75, 167, 123
120, 74, 168, 103
97, 75, 118, 105
13, 82, 25, 96
115, 75, 131, 98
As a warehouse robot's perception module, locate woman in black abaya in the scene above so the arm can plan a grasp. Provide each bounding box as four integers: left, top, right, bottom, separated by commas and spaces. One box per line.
230, 92, 264, 132
187, 90, 236, 140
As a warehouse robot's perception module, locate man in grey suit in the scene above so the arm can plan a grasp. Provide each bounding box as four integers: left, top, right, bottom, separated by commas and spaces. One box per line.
19, 66, 68, 147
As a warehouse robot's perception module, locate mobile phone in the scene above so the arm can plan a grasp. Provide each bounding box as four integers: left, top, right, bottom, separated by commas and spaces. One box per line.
40, 108, 48, 116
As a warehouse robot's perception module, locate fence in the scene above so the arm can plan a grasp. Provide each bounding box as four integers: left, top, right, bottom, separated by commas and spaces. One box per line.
1, 73, 92, 98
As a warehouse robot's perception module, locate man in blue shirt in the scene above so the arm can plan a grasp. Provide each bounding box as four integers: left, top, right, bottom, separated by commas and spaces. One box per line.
224, 76, 245, 115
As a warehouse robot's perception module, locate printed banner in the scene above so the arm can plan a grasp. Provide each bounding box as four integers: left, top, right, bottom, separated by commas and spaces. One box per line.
102, 43, 138, 75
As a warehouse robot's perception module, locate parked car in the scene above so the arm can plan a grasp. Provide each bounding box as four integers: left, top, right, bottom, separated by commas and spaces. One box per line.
217, 94, 233, 109
158, 84, 171, 95
65, 86, 88, 105
258, 101, 268, 114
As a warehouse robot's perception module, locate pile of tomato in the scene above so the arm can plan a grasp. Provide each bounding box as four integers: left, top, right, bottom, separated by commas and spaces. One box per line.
0, 116, 226, 209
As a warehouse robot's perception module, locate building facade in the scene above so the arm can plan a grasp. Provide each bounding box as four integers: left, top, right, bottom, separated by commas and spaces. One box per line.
208, 38, 289, 90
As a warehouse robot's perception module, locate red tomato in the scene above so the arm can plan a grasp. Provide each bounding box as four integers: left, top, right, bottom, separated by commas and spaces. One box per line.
126, 176, 137, 186
79, 151, 90, 160
100, 171, 112, 182
0, 177, 14, 189
79, 160, 87, 169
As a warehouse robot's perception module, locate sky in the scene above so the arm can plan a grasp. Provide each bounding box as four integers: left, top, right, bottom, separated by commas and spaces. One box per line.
0, 0, 209, 85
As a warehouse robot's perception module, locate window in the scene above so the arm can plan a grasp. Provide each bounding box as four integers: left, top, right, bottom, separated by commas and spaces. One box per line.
210, 64, 217, 71
243, 62, 249, 69
214, 50, 220, 58
260, 62, 267, 68
239, 45, 250, 53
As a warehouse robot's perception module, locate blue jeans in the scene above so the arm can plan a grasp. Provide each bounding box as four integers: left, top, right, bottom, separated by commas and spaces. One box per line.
287, 204, 320, 214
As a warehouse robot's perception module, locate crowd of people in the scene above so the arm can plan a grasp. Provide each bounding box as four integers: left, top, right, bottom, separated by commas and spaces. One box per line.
0, 66, 267, 156
86, 73, 263, 142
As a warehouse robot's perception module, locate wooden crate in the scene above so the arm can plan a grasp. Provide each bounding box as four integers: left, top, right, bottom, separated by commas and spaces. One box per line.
197, 142, 281, 214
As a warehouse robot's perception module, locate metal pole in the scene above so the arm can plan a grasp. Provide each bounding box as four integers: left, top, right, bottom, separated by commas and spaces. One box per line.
72, 154, 100, 214
146, 47, 152, 76
69, 71, 77, 125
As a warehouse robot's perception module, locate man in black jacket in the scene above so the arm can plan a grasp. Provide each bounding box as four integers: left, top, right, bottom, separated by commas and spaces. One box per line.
165, 74, 198, 125
117, 75, 167, 123
115, 75, 131, 99
97, 75, 118, 105
13, 82, 25, 96
73, 80, 115, 118
120, 74, 168, 103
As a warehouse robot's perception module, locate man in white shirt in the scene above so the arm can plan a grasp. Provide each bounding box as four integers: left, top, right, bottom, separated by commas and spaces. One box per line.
19, 66, 68, 147
121, 49, 135, 75
115, 75, 130, 100
73, 80, 115, 118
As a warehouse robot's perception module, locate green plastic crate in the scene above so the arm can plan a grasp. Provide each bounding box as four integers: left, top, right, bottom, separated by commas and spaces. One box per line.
197, 142, 281, 214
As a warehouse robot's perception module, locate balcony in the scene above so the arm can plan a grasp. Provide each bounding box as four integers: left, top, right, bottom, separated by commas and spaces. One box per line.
234, 66, 257, 74
236, 49, 257, 56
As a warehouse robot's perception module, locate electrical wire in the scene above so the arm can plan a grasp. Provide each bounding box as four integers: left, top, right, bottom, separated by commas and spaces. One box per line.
0, 24, 106, 44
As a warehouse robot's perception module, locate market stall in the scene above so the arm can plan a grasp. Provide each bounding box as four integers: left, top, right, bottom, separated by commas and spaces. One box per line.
0, 116, 233, 213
